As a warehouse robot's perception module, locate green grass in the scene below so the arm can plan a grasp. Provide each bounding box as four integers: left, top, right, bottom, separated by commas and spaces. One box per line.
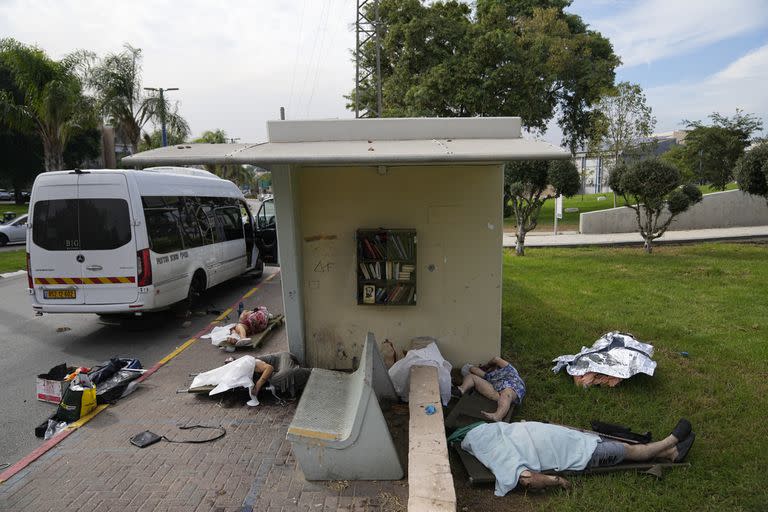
0, 249, 26, 273
504, 183, 742, 233
1, 204, 29, 217
498, 243, 768, 511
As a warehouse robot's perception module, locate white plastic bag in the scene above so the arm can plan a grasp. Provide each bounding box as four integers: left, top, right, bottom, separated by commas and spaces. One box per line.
190, 355, 257, 395
388, 342, 452, 405
203, 323, 237, 347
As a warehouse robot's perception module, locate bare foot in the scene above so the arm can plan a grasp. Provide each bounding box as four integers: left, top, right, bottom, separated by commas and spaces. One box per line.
480, 410, 502, 421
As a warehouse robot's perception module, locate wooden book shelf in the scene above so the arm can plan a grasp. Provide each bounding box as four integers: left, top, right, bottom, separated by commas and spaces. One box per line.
356, 228, 417, 306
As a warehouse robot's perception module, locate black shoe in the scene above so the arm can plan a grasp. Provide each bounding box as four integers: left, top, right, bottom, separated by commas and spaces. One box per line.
674, 431, 695, 462
451, 385, 463, 399
671, 418, 692, 441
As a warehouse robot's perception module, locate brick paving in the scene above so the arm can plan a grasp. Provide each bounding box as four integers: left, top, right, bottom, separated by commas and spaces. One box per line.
0, 273, 408, 512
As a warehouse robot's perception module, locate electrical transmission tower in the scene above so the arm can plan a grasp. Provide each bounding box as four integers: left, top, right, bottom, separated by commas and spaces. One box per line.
355, 0, 382, 118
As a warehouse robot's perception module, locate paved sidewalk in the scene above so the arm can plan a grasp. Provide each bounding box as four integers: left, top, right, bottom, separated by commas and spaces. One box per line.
0, 272, 408, 512
503, 225, 768, 248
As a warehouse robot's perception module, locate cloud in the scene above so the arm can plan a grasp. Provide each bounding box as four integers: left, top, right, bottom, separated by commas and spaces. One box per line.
646, 43, 768, 130
0, 0, 358, 141
583, 0, 768, 67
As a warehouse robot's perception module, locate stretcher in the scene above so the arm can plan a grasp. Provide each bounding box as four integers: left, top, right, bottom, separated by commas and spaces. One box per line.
216, 314, 285, 351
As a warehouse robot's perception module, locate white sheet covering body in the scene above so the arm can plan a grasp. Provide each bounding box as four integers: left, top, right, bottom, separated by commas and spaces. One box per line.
387, 342, 452, 406
461, 422, 600, 496
189, 355, 257, 395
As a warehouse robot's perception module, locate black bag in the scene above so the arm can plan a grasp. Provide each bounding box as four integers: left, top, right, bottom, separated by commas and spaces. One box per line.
130, 431, 162, 448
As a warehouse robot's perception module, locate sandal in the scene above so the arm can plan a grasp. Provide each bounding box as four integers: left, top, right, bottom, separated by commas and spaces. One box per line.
674, 431, 695, 462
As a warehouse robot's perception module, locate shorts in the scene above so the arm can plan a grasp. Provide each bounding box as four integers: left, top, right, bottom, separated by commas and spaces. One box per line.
483, 365, 526, 405
587, 439, 626, 468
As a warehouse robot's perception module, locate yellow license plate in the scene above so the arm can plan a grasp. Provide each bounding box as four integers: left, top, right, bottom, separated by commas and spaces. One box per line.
44, 289, 76, 299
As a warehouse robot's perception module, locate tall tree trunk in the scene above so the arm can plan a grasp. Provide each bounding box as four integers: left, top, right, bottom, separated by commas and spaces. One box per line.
515, 226, 526, 256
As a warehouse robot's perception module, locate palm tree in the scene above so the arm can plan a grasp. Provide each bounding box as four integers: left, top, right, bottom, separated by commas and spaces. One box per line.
0, 38, 91, 172
191, 129, 254, 188
90, 44, 188, 154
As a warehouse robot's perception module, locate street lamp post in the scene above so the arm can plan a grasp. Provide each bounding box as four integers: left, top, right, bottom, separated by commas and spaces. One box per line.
144, 87, 179, 147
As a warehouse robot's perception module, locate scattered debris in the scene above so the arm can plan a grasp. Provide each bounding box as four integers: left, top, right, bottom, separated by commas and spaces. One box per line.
377, 491, 406, 512
326, 480, 349, 492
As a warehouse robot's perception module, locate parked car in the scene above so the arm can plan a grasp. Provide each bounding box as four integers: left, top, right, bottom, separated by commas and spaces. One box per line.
0, 213, 28, 246
0, 189, 12, 201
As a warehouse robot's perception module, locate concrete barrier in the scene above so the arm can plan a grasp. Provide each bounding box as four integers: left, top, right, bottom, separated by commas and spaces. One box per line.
580, 190, 768, 234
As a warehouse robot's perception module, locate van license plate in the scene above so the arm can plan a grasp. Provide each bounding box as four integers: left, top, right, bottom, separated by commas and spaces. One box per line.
44, 289, 76, 299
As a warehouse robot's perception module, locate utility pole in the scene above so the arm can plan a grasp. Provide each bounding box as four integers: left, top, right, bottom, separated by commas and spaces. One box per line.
355, 0, 382, 118
144, 87, 179, 147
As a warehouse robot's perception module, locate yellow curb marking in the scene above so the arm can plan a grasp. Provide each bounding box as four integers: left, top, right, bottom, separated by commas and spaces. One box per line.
242, 288, 257, 299
215, 307, 233, 322
67, 404, 109, 430
157, 337, 198, 366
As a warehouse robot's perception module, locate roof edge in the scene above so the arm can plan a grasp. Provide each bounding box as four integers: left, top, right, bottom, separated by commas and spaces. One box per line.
267, 117, 522, 143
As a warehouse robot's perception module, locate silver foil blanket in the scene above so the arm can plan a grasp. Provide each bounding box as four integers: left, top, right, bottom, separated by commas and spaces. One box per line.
551, 332, 657, 379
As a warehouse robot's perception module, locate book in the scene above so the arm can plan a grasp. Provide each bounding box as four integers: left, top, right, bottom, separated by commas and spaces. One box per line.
363, 284, 376, 304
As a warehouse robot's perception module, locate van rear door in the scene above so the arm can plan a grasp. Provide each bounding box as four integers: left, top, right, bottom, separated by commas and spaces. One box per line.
76, 173, 138, 304
30, 175, 85, 305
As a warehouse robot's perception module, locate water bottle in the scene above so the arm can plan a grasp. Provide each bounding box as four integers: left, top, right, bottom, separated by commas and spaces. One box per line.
238, 302, 244, 317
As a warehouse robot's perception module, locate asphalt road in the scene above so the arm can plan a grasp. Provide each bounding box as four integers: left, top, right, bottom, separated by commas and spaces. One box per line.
0, 268, 275, 467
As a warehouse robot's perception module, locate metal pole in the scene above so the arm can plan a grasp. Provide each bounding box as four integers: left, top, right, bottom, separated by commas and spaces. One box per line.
374, 0, 382, 117
280, 106, 285, 120
159, 88, 167, 147
355, 1, 361, 118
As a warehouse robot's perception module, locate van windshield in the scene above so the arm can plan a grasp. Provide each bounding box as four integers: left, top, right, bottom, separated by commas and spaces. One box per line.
32, 199, 132, 251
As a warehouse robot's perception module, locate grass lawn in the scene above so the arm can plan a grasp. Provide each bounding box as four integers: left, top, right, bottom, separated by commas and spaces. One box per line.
0, 203, 29, 216
493, 243, 768, 511
504, 183, 741, 233
0, 249, 26, 273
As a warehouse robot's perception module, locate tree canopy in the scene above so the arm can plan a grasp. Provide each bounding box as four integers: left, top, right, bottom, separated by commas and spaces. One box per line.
0, 38, 94, 172
349, 0, 620, 153
609, 159, 702, 253
682, 110, 763, 190
90, 44, 189, 154
734, 142, 768, 200
505, 158, 580, 255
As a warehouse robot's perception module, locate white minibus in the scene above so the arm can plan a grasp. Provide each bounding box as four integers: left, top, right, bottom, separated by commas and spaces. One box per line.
27, 167, 266, 315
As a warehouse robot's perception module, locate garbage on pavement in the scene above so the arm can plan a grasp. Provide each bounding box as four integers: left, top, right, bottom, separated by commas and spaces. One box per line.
551, 331, 657, 387
36, 363, 76, 403
388, 341, 453, 405
54, 373, 97, 423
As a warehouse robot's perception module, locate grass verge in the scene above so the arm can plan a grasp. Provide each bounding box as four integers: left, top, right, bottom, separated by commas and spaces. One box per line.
496, 243, 768, 511
0, 249, 26, 274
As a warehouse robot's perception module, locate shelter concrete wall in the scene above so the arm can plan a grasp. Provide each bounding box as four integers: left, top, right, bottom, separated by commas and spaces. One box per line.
579, 189, 768, 234
296, 164, 503, 369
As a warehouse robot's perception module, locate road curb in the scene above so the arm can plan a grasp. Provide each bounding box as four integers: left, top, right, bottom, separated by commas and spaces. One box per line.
0, 270, 280, 485
0, 270, 25, 279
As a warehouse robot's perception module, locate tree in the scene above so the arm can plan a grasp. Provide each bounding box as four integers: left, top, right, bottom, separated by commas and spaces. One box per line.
588, 81, 655, 205
506, 159, 580, 255
90, 44, 188, 154
659, 144, 694, 182
682, 110, 763, 190
349, 0, 619, 153
734, 142, 768, 200
609, 159, 702, 253
0, 38, 92, 172
189, 129, 255, 189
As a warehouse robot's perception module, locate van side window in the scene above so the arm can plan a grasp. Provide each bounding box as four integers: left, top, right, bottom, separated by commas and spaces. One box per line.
215, 207, 244, 241
142, 197, 184, 254
178, 198, 204, 248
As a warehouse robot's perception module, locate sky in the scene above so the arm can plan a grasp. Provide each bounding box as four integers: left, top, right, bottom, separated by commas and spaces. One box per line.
1, 0, 766, 146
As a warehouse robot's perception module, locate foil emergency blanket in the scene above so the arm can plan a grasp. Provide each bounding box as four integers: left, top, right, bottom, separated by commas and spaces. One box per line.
551, 332, 656, 379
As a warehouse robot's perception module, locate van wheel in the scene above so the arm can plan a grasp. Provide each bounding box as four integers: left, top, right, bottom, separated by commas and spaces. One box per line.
0, 234, 7, 247
187, 271, 206, 311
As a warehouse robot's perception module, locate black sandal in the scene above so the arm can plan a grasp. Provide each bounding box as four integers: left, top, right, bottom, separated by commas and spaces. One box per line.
674, 431, 696, 462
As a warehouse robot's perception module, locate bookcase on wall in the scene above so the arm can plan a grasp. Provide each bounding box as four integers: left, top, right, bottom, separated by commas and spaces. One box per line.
356, 228, 417, 306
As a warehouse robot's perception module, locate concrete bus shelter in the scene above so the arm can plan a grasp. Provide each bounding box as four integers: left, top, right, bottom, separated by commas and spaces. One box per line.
124, 117, 568, 369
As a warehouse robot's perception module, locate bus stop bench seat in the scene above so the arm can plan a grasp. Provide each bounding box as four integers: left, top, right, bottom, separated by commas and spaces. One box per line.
286, 332, 403, 481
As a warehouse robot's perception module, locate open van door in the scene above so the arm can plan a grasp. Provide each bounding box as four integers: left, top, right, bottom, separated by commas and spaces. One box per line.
254, 198, 278, 265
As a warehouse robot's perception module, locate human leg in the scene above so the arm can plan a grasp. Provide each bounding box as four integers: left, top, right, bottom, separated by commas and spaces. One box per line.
480, 388, 517, 422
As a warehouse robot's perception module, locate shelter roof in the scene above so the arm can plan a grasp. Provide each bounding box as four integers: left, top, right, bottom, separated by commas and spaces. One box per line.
122, 117, 569, 167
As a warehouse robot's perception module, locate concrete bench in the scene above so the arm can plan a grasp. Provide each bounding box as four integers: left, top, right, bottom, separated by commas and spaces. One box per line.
408, 365, 456, 511
286, 332, 403, 480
